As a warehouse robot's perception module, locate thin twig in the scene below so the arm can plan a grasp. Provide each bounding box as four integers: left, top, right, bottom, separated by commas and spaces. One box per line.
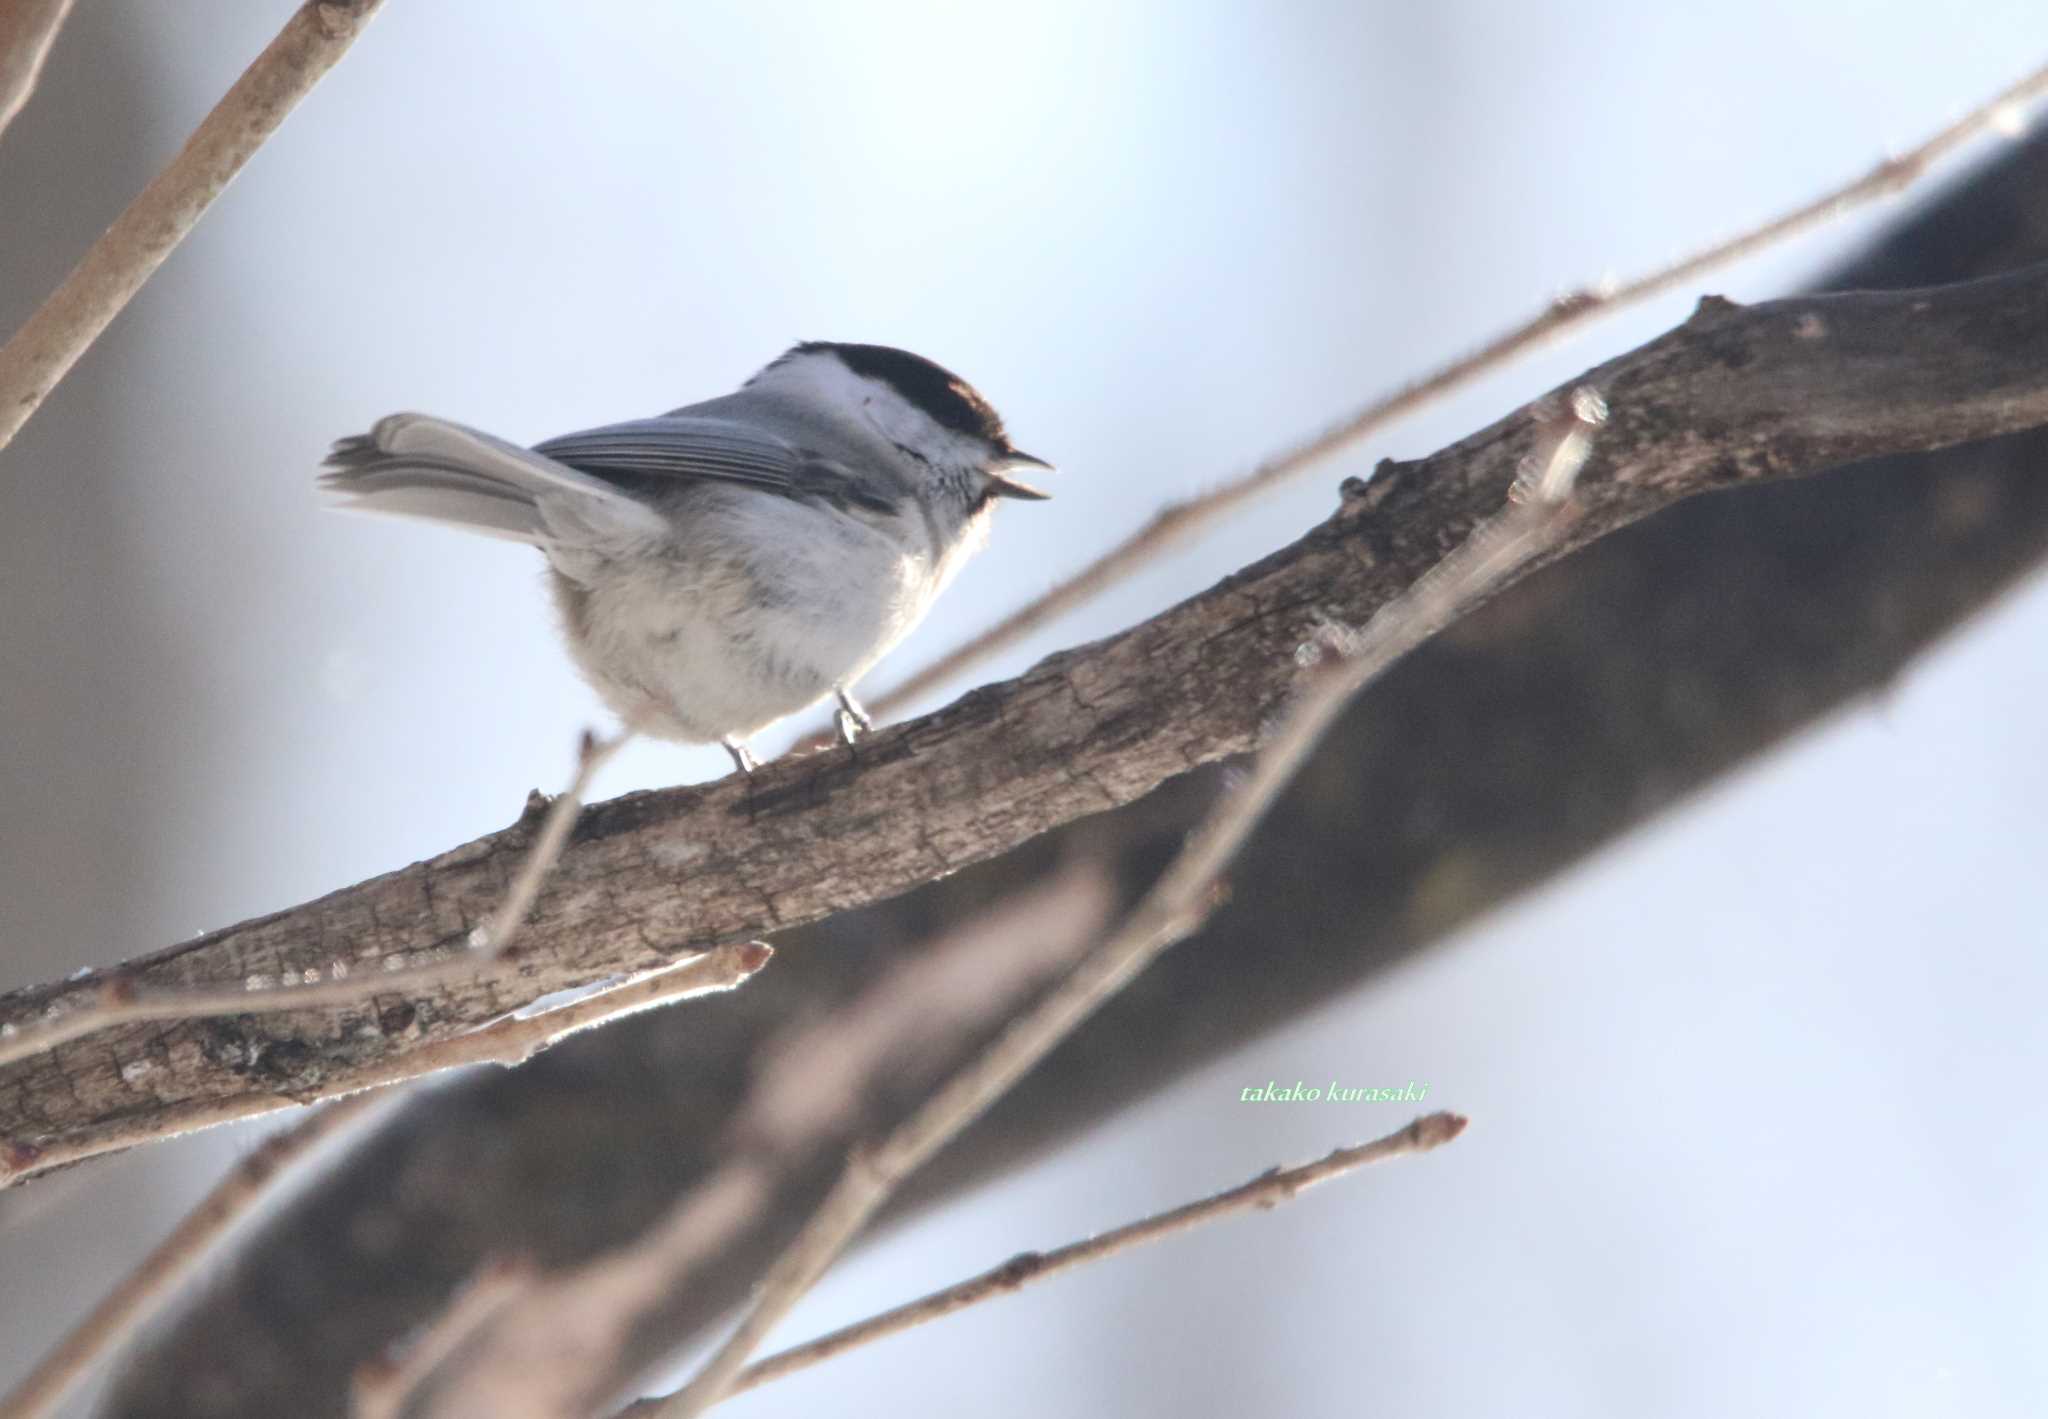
0, 0, 72, 139
0, 728, 630, 1072
644, 394, 1605, 1418
0, 1092, 380, 1419
353, 1258, 539, 1419
2, 940, 768, 1186
634, 1113, 1466, 1406
0, 0, 384, 453
379, 942, 772, 1078
857, 58, 2048, 725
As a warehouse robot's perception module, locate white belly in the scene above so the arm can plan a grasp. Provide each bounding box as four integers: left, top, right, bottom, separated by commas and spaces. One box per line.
549, 490, 943, 744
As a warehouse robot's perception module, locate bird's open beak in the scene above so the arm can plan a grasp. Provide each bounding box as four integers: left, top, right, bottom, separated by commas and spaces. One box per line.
987, 450, 1054, 501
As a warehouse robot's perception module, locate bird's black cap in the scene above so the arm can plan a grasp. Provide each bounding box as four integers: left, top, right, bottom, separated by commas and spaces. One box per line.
774, 341, 1016, 450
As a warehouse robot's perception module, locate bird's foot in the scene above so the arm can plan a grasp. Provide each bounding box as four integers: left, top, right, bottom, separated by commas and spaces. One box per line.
834, 689, 874, 747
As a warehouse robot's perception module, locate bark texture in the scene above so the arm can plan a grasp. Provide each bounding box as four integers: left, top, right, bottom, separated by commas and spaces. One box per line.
87, 138, 2048, 1415
8, 258, 2048, 1180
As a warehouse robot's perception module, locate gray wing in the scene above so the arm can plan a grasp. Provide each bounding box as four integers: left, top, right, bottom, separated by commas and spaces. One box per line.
533, 415, 900, 514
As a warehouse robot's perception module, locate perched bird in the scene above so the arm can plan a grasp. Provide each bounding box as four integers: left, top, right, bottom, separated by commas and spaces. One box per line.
320, 342, 1050, 772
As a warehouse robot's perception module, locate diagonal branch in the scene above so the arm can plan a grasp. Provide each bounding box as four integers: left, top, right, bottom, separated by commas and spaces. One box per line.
699, 1113, 1467, 1404
0, 0, 383, 453
5, 264, 2048, 1186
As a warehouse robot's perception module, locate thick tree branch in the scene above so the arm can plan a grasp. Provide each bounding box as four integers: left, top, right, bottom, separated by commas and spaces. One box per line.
5, 263, 2048, 1186
99, 140, 2048, 1419
0, 0, 383, 453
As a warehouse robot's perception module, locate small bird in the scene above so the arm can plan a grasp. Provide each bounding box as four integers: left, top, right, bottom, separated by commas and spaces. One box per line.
320, 342, 1051, 772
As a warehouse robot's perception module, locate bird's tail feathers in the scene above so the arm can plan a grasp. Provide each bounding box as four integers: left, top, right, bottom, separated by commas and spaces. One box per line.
318, 413, 663, 546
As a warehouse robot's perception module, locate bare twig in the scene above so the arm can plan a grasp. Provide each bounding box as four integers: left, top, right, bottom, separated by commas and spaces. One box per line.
0, 0, 384, 453
642, 400, 1601, 1418
353, 1258, 539, 1419
0, 729, 629, 1073
856, 58, 2048, 725
390, 942, 772, 1075
0, 0, 71, 139
631, 1113, 1466, 1406
0, 1092, 380, 1419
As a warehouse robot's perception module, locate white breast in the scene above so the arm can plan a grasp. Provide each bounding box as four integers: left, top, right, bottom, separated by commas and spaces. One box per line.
551, 487, 947, 744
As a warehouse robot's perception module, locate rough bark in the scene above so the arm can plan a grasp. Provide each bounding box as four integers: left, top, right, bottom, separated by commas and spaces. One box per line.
8, 256, 2048, 1183
90, 139, 2048, 1415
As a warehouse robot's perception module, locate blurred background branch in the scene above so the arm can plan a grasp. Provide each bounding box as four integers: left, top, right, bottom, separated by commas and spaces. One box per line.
0, 0, 380, 453
0, 0, 72, 139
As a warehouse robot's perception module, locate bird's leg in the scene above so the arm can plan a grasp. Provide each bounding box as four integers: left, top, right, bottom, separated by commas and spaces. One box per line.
721, 737, 758, 775
834, 688, 874, 747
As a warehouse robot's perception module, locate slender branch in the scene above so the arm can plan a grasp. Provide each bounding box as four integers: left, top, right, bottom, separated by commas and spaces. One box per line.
0, 1092, 379, 1419
6, 267, 2048, 1187
382, 942, 772, 1075
0, 729, 629, 1073
644, 1113, 1469, 1406
0, 0, 71, 139
351, 1259, 540, 1419
639, 390, 1604, 1419
854, 57, 2048, 724
0, 0, 383, 453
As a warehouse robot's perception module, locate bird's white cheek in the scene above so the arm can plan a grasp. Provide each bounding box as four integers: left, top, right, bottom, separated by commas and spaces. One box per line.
927, 507, 993, 600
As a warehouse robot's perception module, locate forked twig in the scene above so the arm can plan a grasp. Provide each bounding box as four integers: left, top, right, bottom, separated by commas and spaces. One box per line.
641, 393, 1604, 1417
0, 0, 385, 454
858, 59, 2048, 725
